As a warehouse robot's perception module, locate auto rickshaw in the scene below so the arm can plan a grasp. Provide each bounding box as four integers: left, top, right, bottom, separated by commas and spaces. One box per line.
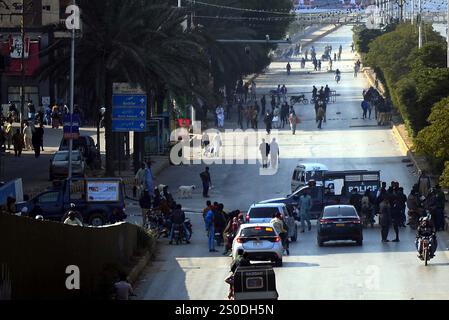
232, 264, 278, 300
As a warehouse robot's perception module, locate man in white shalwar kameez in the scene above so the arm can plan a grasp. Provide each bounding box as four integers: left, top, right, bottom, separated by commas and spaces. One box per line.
213, 133, 222, 157
270, 138, 279, 169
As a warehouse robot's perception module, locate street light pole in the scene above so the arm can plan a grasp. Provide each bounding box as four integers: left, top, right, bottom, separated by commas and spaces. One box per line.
20, 7, 25, 129
68, 0, 76, 179
418, 0, 422, 48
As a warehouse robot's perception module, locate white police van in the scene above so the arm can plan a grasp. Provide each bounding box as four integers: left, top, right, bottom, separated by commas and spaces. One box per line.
291, 163, 328, 193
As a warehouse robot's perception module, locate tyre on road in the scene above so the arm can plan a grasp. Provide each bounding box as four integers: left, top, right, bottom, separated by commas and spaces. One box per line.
274, 258, 283, 267
317, 237, 324, 247
88, 212, 106, 226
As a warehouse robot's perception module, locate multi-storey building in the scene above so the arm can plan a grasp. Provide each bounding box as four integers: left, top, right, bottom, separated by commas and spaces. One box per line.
0, 0, 70, 113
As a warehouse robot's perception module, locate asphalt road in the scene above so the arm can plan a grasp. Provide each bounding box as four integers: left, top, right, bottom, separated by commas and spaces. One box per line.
133, 25, 449, 300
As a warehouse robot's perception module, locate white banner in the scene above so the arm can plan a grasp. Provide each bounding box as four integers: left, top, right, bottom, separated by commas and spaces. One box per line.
86, 181, 120, 202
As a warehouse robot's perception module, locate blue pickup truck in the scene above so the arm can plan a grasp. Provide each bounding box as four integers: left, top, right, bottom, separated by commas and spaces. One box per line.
17, 178, 126, 226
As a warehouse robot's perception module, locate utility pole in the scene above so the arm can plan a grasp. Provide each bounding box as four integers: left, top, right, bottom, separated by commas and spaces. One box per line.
418, 0, 422, 48
68, 0, 76, 179
411, 0, 414, 24
20, 4, 25, 129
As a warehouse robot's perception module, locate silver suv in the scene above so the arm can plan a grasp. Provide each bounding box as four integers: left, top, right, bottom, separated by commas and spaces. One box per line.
245, 203, 298, 242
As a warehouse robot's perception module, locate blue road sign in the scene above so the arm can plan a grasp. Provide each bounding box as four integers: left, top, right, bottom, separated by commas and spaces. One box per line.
112, 95, 147, 107
112, 94, 147, 132
112, 107, 146, 119
112, 119, 146, 132
63, 114, 81, 139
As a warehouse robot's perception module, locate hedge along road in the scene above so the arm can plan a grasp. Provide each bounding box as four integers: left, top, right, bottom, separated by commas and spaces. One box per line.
133, 25, 449, 300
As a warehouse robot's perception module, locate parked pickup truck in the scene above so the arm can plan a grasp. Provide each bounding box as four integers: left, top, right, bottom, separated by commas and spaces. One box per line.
260, 170, 381, 219
16, 178, 126, 226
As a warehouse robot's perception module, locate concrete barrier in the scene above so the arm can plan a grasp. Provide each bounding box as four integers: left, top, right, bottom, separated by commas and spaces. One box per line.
0, 214, 154, 299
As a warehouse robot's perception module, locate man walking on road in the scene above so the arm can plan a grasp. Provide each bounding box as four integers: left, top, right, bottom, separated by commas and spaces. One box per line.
204, 205, 217, 252
379, 197, 392, 242
4, 120, 13, 150
264, 111, 273, 135
361, 99, 369, 119
289, 111, 299, 135
299, 190, 312, 232
260, 95, 266, 117
12, 129, 24, 157
200, 167, 212, 198
32, 123, 44, 158
317, 105, 325, 129
23, 121, 33, 150
144, 160, 155, 197
259, 139, 270, 168
269, 138, 279, 169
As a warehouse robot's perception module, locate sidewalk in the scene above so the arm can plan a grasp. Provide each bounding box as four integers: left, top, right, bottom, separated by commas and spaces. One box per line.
362, 66, 449, 231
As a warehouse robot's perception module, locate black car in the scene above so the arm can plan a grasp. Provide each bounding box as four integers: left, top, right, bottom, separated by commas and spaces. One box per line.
59, 135, 98, 166
317, 205, 363, 247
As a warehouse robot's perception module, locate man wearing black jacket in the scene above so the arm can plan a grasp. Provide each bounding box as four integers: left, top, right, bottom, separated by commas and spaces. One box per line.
169, 204, 190, 244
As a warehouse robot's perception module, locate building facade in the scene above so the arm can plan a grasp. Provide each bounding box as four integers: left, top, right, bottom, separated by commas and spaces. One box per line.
0, 0, 69, 115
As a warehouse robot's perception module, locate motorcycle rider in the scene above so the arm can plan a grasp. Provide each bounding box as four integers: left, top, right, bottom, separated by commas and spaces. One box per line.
416, 216, 437, 259
335, 69, 341, 82
169, 204, 190, 244
222, 216, 241, 256
286, 62, 291, 75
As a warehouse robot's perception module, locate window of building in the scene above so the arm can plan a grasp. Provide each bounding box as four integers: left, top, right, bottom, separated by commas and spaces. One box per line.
8, 86, 39, 107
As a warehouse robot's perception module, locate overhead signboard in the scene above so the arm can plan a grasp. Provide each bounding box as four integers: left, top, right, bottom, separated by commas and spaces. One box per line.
112, 83, 147, 132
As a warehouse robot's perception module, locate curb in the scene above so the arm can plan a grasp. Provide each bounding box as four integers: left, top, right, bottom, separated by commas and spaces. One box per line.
363, 66, 449, 231
128, 250, 151, 285
391, 125, 410, 156
362, 68, 423, 173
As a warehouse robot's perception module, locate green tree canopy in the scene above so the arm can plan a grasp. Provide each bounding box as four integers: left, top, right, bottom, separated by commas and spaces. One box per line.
415, 97, 449, 169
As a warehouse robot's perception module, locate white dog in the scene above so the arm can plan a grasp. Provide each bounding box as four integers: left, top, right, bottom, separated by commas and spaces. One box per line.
178, 185, 196, 198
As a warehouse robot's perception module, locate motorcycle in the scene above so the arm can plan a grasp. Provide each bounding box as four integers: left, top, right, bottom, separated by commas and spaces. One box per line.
172, 218, 193, 244
335, 74, 341, 83
418, 235, 434, 266
172, 224, 183, 244
147, 211, 170, 239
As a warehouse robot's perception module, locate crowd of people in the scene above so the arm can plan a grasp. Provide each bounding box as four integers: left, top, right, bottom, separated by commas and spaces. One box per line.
345, 173, 446, 247
0, 118, 45, 158
362, 86, 393, 125
203, 200, 242, 254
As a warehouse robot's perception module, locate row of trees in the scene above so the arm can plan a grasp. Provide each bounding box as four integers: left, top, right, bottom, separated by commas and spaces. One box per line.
354, 23, 449, 187
38, 0, 293, 175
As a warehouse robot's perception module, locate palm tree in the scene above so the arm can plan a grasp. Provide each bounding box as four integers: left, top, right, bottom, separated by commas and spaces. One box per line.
38, 0, 211, 175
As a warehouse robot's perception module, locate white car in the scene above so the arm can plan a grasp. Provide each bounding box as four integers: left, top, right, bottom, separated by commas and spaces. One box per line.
245, 203, 298, 242
232, 223, 284, 267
